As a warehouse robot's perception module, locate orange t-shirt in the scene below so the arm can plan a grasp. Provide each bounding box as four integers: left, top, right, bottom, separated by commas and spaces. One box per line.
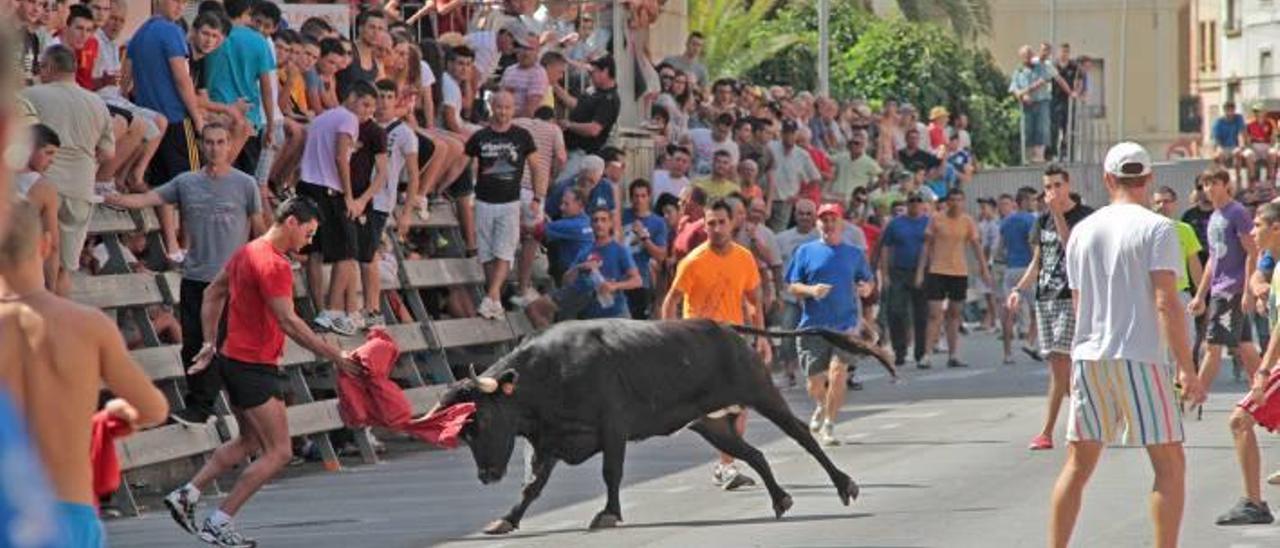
672, 242, 760, 323
927, 213, 977, 277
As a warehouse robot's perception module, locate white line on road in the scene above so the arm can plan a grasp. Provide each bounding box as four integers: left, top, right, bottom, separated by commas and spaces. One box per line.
664, 485, 693, 494
879, 411, 942, 419
878, 423, 901, 430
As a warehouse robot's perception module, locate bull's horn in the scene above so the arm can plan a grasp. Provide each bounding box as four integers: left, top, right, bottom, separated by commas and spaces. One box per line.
469, 363, 499, 393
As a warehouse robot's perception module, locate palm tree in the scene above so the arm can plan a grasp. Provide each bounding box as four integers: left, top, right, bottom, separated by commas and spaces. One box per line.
687, 0, 806, 80
854, 0, 993, 40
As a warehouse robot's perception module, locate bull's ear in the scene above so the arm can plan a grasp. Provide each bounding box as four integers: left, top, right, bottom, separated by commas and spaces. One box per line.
497, 370, 519, 396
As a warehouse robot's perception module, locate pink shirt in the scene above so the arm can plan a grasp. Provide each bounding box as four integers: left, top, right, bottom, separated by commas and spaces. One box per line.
300, 106, 359, 192
500, 64, 550, 115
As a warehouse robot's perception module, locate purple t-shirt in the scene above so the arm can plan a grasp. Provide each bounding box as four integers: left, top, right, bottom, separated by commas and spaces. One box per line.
1208, 200, 1252, 296
300, 106, 359, 192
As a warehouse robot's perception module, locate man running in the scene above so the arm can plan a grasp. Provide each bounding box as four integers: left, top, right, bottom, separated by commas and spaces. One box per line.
1049, 142, 1204, 548
916, 188, 991, 368
661, 198, 770, 490
1216, 201, 1280, 526
786, 202, 874, 445
0, 202, 171, 547
1009, 164, 1093, 450
1189, 168, 1261, 397
165, 197, 360, 547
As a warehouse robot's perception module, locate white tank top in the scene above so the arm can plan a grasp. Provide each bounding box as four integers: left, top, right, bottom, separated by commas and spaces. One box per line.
15, 172, 39, 200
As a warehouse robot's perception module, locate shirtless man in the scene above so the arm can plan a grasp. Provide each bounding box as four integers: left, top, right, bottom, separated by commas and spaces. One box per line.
0, 202, 170, 547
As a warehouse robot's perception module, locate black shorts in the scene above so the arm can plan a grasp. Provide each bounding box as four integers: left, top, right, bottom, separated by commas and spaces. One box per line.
447, 166, 474, 199
925, 274, 968, 302
355, 210, 389, 263
297, 182, 358, 262
234, 131, 262, 176
216, 356, 287, 409
106, 103, 133, 123
1206, 294, 1253, 346
417, 133, 436, 165
146, 118, 199, 187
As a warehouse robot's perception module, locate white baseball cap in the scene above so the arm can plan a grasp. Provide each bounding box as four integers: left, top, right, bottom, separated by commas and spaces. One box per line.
1103, 141, 1152, 177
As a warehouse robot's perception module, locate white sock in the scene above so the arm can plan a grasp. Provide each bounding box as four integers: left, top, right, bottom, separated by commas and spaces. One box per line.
324, 309, 341, 319
209, 509, 232, 527
183, 483, 201, 500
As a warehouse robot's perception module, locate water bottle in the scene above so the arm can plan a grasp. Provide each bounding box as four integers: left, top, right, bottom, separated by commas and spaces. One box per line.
590, 268, 614, 308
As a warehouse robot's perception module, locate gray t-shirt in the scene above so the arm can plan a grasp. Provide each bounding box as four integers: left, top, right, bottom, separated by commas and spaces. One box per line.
156, 169, 262, 282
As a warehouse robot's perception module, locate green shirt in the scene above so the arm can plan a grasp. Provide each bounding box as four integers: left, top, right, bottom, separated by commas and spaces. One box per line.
1175, 221, 1202, 291
828, 151, 883, 200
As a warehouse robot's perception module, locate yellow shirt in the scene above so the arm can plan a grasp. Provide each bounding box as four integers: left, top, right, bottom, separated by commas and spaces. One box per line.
927, 213, 977, 276
694, 177, 740, 202
672, 242, 760, 323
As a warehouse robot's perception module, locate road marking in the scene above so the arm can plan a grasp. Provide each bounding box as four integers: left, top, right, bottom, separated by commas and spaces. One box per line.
664, 485, 693, 494
848, 433, 870, 439
878, 423, 901, 430
880, 411, 942, 419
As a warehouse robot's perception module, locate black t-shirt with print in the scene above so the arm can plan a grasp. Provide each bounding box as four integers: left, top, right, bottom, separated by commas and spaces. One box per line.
1035, 203, 1093, 301
465, 125, 537, 204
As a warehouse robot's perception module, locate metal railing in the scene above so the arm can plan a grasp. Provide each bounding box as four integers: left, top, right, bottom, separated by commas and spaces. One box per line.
963, 158, 1212, 208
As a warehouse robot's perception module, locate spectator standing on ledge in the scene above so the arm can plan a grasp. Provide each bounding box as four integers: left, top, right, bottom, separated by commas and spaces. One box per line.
660, 32, 709, 88
766, 119, 821, 232
662, 199, 771, 491
202, 0, 276, 175
21, 45, 114, 296
465, 90, 543, 320
558, 56, 619, 182
622, 179, 669, 319
786, 202, 874, 446
164, 198, 360, 548
103, 123, 265, 426
1009, 45, 1054, 163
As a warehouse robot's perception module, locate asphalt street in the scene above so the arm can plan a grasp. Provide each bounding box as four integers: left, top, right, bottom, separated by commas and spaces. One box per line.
107, 332, 1280, 547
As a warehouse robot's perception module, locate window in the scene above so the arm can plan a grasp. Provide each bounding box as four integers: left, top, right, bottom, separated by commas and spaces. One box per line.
1209, 22, 1217, 71
1198, 22, 1207, 73
1225, 0, 1241, 34
1262, 50, 1274, 99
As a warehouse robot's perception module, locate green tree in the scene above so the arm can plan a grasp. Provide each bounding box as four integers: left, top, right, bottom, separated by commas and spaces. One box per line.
687, 0, 805, 79
875, 0, 993, 40
836, 18, 1019, 165
746, 1, 872, 90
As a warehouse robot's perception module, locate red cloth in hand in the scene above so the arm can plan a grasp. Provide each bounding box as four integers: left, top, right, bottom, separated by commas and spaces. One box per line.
337, 328, 412, 429
335, 328, 476, 448
90, 410, 134, 500
404, 402, 475, 449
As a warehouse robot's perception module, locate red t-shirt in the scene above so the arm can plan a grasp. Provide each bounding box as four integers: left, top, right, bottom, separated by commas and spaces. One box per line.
220, 238, 294, 366
860, 222, 882, 255
1247, 120, 1274, 145
73, 37, 99, 91
672, 216, 707, 262
928, 122, 948, 150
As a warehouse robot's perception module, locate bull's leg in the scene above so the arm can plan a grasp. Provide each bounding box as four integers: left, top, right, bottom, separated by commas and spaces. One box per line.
688, 415, 793, 519
589, 425, 626, 529
749, 388, 860, 506
483, 452, 558, 535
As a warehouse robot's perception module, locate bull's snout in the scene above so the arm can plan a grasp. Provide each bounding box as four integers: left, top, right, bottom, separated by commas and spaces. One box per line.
478, 467, 505, 484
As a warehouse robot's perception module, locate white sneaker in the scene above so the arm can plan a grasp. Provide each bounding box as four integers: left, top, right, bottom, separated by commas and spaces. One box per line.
329, 313, 358, 336
167, 249, 187, 264
348, 311, 366, 332
809, 406, 824, 433
479, 297, 503, 320
416, 196, 431, 221
313, 311, 338, 333
819, 422, 840, 446
510, 288, 541, 308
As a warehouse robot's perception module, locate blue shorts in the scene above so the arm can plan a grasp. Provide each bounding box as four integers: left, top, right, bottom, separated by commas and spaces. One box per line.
57, 502, 105, 548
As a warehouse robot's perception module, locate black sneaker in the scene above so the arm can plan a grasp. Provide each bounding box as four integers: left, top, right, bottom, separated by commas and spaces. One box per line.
722, 470, 756, 491
1215, 498, 1275, 525
198, 517, 257, 547
946, 358, 968, 368
169, 408, 211, 428
894, 356, 906, 367
1022, 346, 1044, 362
163, 487, 199, 534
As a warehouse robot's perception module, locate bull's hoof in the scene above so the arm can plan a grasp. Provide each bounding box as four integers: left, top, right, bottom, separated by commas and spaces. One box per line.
482, 519, 517, 535
772, 495, 794, 519
838, 476, 860, 506
588, 512, 621, 530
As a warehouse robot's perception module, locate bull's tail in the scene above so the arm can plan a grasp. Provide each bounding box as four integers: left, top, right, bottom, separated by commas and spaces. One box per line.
729, 324, 899, 379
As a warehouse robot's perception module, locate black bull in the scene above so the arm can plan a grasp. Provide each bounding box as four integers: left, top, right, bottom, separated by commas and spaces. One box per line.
431, 318, 896, 534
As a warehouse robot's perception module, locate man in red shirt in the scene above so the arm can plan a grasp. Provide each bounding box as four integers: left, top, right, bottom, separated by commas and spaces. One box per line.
1243, 105, 1276, 184
164, 197, 360, 547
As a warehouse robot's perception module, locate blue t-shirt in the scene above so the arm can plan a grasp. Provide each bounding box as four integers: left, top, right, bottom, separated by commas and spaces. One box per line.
947, 150, 972, 173
544, 213, 594, 272
546, 179, 616, 219
881, 214, 930, 270
924, 165, 958, 198
785, 240, 873, 331
574, 240, 637, 318
203, 25, 275, 130
999, 211, 1036, 268
621, 209, 669, 288
587, 180, 617, 214
1213, 114, 1246, 148
126, 16, 191, 122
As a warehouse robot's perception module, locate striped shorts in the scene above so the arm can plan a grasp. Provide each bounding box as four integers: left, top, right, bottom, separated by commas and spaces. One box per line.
1065, 359, 1185, 446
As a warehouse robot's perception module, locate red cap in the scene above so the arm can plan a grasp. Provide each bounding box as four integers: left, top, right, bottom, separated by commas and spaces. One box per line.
816, 202, 845, 219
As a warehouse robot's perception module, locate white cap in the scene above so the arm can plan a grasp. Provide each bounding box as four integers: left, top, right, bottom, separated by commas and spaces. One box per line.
1103, 141, 1152, 177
